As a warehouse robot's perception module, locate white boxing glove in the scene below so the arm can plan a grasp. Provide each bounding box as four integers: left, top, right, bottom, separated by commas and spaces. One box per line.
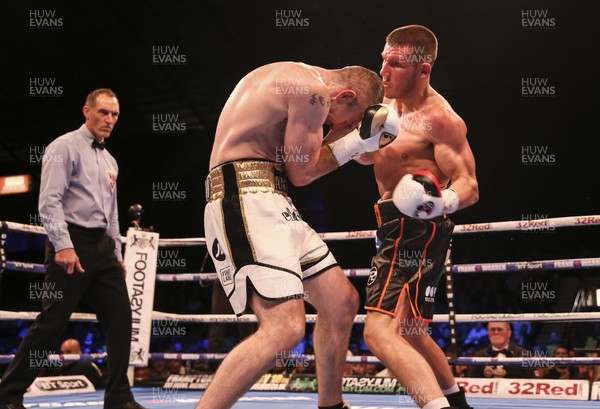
392, 171, 459, 219
328, 103, 400, 166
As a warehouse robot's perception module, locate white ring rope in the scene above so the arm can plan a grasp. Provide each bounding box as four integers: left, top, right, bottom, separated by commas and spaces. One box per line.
2, 221, 47, 235
150, 354, 600, 366
2, 214, 600, 245
5, 257, 600, 278
153, 268, 372, 282
1, 310, 599, 324
1, 352, 599, 366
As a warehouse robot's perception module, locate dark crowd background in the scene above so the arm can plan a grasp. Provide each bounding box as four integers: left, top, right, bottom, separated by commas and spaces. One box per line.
0, 0, 599, 371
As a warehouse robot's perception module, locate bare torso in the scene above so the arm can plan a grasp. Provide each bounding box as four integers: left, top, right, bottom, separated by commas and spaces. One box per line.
209, 62, 325, 169
374, 88, 463, 199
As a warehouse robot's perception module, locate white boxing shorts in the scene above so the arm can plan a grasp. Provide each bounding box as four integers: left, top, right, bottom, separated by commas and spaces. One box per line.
204, 159, 338, 316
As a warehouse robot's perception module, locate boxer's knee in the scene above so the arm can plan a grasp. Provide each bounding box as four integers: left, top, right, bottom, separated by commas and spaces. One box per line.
401, 319, 432, 346
364, 316, 386, 353
329, 282, 359, 328
340, 286, 360, 325
272, 316, 305, 352
257, 300, 306, 351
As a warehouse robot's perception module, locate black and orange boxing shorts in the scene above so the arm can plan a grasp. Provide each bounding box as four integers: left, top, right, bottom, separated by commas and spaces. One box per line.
365, 199, 454, 321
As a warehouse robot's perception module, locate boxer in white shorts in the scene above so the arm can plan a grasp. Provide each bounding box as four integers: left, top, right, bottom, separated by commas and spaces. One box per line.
196, 62, 400, 409
204, 159, 338, 315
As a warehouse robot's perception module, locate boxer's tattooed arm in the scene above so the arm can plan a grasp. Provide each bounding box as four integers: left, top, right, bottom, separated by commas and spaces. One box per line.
309, 93, 329, 107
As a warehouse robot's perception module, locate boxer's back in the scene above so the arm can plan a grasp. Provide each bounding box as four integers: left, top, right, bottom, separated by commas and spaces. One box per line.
209, 62, 321, 169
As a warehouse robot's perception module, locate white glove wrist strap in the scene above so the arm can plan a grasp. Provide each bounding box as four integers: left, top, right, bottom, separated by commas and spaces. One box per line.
441, 188, 459, 215
327, 129, 364, 166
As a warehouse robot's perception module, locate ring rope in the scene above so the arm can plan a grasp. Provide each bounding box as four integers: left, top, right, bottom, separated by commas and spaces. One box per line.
454, 356, 600, 366
2, 261, 373, 278
155, 354, 600, 366
5, 257, 600, 277
1, 310, 599, 324
2, 214, 599, 245
449, 257, 600, 274
1, 352, 599, 366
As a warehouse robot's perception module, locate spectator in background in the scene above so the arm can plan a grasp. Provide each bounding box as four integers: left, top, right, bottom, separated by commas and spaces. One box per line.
511, 322, 533, 349
577, 352, 600, 381
134, 367, 150, 383
545, 331, 561, 356
148, 360, 170, 381
167, 360, 186, 376
291, 358, 316, 376
342, 351, 379, 377
584, 323, 600, 349
82, 332, 95, 354
342, 351, 356, 376
435, 338, 447, 351
463, 322, 487, 348
432, 323, 452, 352
53, 339, 105, 389
445, 349, 467, 378
539, 346, 578, 379
467, 322, 535, 378
355, 361, 379, 377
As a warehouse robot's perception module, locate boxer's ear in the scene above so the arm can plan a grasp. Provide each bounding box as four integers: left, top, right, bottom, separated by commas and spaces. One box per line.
419, 63, 432, 78
332, 90, 357, 104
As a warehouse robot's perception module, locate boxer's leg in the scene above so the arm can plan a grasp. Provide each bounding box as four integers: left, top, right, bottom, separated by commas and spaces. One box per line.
397, 283, 470, 408
195, 295, 305, 409
364, 288, 448, 409
304, 266, 358, 407
208, 282, 232, 354
399, 297, 457, 391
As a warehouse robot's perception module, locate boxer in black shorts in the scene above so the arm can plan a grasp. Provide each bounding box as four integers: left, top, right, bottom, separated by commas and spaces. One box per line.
366, 200, 454, 321
346, 25, 479, 409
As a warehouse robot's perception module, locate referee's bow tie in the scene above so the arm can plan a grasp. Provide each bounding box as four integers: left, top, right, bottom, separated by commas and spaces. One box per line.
92, 140, 106, 150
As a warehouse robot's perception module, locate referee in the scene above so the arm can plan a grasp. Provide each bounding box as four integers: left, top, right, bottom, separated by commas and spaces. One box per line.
0, 89, 146, 409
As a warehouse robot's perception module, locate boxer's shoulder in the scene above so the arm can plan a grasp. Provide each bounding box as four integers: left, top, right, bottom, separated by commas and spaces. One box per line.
424, 106, 467, 144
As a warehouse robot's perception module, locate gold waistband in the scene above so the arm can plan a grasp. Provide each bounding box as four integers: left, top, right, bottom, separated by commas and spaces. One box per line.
205, 160, 288, 202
